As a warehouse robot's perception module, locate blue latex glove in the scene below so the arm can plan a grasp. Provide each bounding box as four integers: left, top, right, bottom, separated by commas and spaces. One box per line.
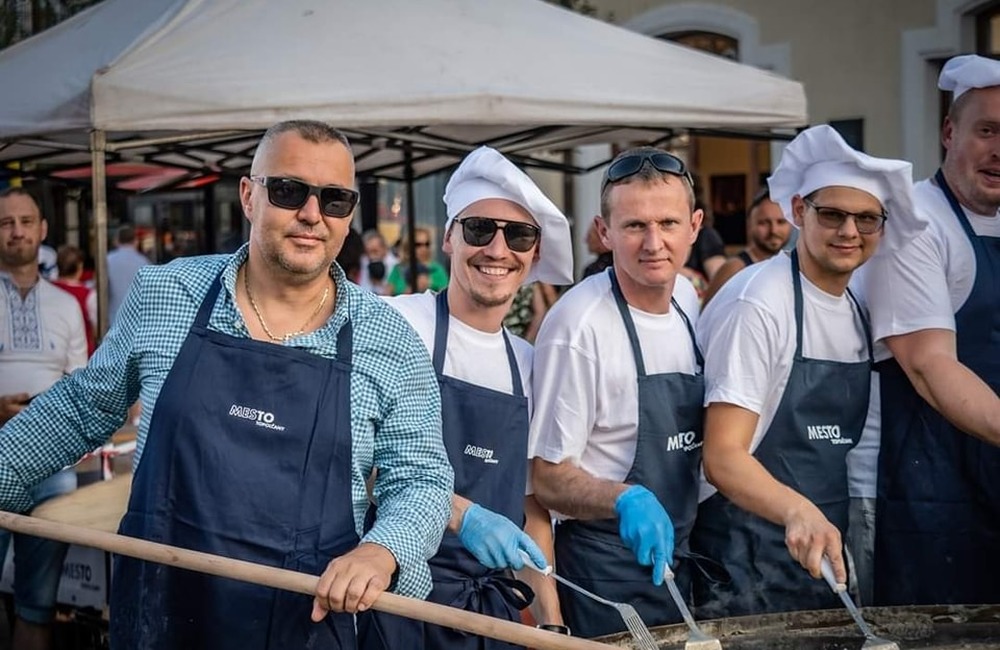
614, 485, 675, 586
458, 503, 548, 571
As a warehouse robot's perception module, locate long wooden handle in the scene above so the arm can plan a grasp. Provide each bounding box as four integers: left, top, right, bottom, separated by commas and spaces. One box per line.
0, 511, 614, 650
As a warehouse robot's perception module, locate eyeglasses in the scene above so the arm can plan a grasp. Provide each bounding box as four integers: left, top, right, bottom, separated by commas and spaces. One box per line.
250, 176, 359, 219
803, 198, 886, 235
602, 152, 693, 191
454, 217, 541, 253
414, 241, 431, 248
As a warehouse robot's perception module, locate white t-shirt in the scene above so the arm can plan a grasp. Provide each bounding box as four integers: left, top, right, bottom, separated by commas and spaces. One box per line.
697, 253, 870, 501
863, 178, 1000, 345
0, 274, 87, 397
385, 292, 534, 492
529, 270, 701, 501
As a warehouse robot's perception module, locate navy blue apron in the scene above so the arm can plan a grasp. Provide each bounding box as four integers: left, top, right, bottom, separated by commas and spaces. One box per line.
110, 271, 359, 650
691, 250, 871, 619
359, 290, 532, 650
553, 269, 705, 639
737, 250, 755, 267
874, 170, 1000, 605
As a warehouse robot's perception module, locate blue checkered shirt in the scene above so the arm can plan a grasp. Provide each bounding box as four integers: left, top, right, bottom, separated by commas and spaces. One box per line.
0, 245, 453, 597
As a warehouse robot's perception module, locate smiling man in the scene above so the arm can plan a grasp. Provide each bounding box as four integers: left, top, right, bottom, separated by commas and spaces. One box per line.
529, 146, 705, 638
0, 121, 453, 650
864, 54, 1000, 606
690, 125, 925, 618
359, 147, 574, 650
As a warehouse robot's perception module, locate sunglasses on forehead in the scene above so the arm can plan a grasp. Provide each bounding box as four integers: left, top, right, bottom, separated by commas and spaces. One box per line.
454, 217, 541, 253
602, 152, 693, 191
250, 176, 359, 219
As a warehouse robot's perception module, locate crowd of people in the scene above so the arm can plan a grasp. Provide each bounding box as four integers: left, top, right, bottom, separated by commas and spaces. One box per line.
0, 52, 996, 650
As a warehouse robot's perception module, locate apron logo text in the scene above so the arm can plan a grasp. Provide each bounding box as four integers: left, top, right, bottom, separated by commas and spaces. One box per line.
806, 424, 853, 445
464, 444, 498, 464
228, 404, 286, 431
666, 430, 702, 453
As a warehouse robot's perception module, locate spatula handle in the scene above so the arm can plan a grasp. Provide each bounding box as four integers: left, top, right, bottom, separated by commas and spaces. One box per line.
0, 511, 614, 650
820, 556, 847, 593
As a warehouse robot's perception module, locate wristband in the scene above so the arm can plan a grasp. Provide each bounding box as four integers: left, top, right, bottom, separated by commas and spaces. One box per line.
536, 624, 571, 635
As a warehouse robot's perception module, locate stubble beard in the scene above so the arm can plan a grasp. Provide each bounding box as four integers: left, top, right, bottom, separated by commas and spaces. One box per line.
755, 236, 785, 255
470, 286, 516, 309
258, 238, 332, 285
0, 246, 37, 270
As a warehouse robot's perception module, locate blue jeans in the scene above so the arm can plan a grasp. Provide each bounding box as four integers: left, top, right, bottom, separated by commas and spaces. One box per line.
0, 469, 77, 624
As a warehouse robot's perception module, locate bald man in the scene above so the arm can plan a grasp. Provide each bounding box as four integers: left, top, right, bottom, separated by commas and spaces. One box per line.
0, 120, 453, 650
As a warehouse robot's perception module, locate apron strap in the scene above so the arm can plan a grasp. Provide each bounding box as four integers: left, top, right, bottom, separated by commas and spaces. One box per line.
433, 290, 522, 397
790, 249, 807, 360
845, 288, 874, 363
336, 318, 353, 364
609, 268, 702, 376
791, 249, 874, 363
193, 271, 225, 329
671, 297, 704, 370
935, 168, 981, 241
485, 574, 535, 612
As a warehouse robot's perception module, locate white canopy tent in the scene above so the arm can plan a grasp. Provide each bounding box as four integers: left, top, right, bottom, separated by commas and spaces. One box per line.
0, 0, 807, 331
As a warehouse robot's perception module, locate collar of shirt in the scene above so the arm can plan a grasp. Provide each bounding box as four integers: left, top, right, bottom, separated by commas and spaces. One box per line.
217, 243, 352, 344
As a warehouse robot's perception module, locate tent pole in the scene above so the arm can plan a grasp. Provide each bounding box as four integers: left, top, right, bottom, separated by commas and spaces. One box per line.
91, 130, 110, 339
404, 144, 417, 294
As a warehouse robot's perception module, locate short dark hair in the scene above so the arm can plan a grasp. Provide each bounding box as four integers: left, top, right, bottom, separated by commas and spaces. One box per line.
599, 146, 696, 219
116, 224, 136, 245
749, 182, 771, 211
56, 244, 84, 277
337, 228, 364, 281
947, 90, 974, 126
252, 121, 353, 174
0, 187, 40, 204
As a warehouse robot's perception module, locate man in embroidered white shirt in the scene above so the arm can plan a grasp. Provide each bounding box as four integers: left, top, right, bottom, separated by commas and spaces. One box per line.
0, 188, 87, 650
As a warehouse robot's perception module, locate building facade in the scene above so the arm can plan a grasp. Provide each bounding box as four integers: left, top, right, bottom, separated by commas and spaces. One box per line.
557, 0, 1000, 264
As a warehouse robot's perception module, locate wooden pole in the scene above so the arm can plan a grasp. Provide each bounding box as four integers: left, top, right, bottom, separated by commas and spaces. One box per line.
0, 511, 615, 650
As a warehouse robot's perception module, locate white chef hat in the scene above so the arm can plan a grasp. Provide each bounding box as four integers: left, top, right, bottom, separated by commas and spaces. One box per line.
443, 146, 574, 285
768, 125, 926, 254
938, 54, 1000, 100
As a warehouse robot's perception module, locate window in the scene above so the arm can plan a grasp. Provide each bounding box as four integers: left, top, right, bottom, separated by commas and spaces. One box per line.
660, 31, 738, 60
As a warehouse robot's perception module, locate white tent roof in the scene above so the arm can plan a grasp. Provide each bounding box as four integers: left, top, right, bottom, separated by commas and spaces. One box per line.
0, 0, 806, 179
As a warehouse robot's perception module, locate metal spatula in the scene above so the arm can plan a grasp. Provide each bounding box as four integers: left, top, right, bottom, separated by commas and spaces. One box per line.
820, 557, 900, 649
520, 551, 658, 650
662, 568, 722, 650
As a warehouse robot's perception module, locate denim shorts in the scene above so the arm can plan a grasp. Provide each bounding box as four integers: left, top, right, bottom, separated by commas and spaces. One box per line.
0, 469, 78, 624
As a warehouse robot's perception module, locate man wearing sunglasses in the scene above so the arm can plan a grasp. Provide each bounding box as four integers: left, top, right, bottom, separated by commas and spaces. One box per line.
529, 147, 705, 638
863, 55, 1000, 607
691, 125, 926, 618
358, 146, 574, 649
0, 120, 454, 650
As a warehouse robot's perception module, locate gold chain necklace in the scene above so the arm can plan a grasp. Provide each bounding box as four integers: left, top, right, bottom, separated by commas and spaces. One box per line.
243, 264, 329, 343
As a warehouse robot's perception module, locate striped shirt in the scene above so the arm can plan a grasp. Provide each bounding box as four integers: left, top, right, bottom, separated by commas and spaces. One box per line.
0, 245, 453, 597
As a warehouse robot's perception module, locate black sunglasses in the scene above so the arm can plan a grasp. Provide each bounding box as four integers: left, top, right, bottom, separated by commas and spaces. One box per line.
602, 152, 693, 191
250, 176, 359, 219
454, 217, 541, 253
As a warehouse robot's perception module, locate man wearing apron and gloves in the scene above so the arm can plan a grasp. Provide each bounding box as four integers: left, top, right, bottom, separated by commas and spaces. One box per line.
530, 147, 705, 638
0, 120, 454, 650
864, 54, 1000, 606
691, 125, 925, 618
358, 147, 574, 649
